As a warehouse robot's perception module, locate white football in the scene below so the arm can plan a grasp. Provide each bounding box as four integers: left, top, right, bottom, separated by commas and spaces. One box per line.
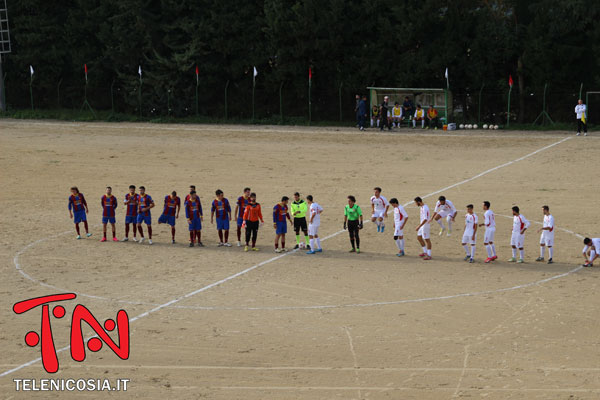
473, 124, 479, 129
483, 124, 488, 129
299, 242, 305, 249
489, 125, 494, 129
494, 125, 499, 130
459, 124, 465, 129
467, 124, 473, 129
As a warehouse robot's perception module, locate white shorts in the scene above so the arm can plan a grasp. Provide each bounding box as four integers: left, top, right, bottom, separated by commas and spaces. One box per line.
372, 210, 386, 219
418, 224, 430, 240
484, 228, 495, 243
511, 232, 525, 248
394, 225, 404, 237
540, 232, 554, 246
462, 233, 477, 245
308, 224, 319, 236
436, 210, 452, 219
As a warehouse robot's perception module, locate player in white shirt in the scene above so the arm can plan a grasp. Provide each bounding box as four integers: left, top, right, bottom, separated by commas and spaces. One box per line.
461, 204, 478, 263
575, 99, 587, 136
389, 198, 408, 257
431, 195, 457, 236
508, 206, 530, 263
582, 237, 600, 267
478, 201, 497, 263
414, 196, 432, 260
305, 195, 323, 254
536, 205, 555, 264
370, 187, 389, 233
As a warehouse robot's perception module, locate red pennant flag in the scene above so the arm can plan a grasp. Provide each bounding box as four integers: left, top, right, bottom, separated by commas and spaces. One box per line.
195, 65, 199, 75
84, 64, 88, 82
508, 74, 513, 87
308, 67, 312, 80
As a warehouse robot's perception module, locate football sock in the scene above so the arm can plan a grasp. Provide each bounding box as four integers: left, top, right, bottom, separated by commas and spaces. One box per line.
189, 232, 194, 242
147, 226, 152, 239
491, 244, 496, 256
399, 239, 404, 251
395, 239, 402, 250
196, 231, 201, 243
103, 232, 107, 239
112, 229, 116, 238
138, 226, 144, 238
275, 242, 279, 249
125, 224, 130, 237
470, 245, 475, 258
218, 230, 223, 242
282, 239, 285, 248
75, 224, 80, 235
589, 250, 596, 261
316, 238, 322, 249
252, 239, 256, 247
422, 246, 427, 254
309, 238, 315, 249
549, 247, 553, 259
237, 226, 242, 241
296, 234, 300, 244
540, 246, 545, 258
83, 221, 89, 233
463, 245, 470, 255
304, 235, 310, 245
486, 245, 492, 257
350, 238, 355, 249
427, 249, 431, 257
355, 236, 360, 248
519, 249, 524, 259
225, 230, 229, 242
447, 219, 453, 232
512, 248, 517, 258
436, 219, 444, 228
171, 227, 176, 240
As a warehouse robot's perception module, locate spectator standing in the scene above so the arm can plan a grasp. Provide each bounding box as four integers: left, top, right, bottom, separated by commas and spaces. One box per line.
357, 95, 368, 131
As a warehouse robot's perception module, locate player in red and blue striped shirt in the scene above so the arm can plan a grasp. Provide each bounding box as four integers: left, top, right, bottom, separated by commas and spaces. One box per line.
158, 191, 181, 244
211, 189, 232, 246
122, 185, 140, 242
233, 187, 251, 246
136, 186, 155, 245
68, 186, 91, 239
185, 190, 203, 247
273, 196, 292, 252
100, 186, 118, 242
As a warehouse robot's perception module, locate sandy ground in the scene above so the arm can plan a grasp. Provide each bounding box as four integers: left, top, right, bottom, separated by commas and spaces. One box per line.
0, 120, 599, 399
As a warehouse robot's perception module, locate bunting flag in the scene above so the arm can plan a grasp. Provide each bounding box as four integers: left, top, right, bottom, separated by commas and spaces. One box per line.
308, 67, 312, 86
29, 65, 34, 77
444, 67, 449, 88
84, 63, 88, 83
253, 66, 258, 86
195, 65, 199, 85
508, 74, 514, 88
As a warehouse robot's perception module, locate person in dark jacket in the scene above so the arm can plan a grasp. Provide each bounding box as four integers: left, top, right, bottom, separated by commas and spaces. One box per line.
357, 95, 368, 131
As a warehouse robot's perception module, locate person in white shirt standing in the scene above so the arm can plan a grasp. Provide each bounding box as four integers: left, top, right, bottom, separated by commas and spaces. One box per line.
414, 196, 432, 260
371, 187, 389, 233
478, 201, 497, 263
389, 198, 408, 257
536, 205, 555, 264
575, 99, 587, 136
461, 204, 478, 263
306, 195, 324, 254
582, 237, 600, 267
509, 206, 530, 263
431, 195, 457, 237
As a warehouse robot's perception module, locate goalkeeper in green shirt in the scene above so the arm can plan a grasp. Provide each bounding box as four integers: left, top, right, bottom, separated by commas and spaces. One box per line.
291, 192, 310, 249
344, 195, 364, 253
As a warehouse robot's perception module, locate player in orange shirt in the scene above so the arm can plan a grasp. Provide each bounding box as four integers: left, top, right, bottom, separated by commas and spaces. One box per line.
242, 193, 264, 252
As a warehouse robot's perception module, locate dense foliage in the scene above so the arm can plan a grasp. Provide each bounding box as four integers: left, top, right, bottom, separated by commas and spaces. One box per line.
3, 0, 599, 123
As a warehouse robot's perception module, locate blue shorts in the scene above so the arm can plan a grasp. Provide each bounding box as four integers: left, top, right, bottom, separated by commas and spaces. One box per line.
216, 218, 230, 231
73, 210, 87, 224
125, 215, 137, 224
158, 214, 176, 226
276, 220, 287, 235
102, 216, 116, 224
136, 214, 152, 225
237, 217, 244, 227
188, 218, 202, 231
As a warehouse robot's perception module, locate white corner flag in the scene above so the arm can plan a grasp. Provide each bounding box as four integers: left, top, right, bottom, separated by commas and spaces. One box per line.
444, 67, 449, 88
29, 65, 34, 76
138, 65, 142, 80
253, 66, 258, 86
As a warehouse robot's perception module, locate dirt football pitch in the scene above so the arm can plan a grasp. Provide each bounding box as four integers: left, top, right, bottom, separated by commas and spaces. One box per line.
0, 120, 599, 399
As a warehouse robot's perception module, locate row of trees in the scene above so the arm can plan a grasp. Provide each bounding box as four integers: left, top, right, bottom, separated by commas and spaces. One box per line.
3, 0, 599, 122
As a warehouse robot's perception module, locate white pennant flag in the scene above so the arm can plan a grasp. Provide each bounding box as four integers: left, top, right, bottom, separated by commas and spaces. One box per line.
253, 66, 257, 86
138, 65, 142, 79
253, 66, 258, 77
444, 67, 449, 88
29, 65, 34, 76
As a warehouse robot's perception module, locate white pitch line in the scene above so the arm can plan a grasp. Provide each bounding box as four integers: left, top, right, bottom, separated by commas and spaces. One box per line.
3, 136, 576, 378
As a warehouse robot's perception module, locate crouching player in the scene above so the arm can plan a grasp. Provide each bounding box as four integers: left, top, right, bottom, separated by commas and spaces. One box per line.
185, 191, 203, 247
158, 191, 180, 244
389, 198, 408, 256
273, 196, 292, 253
68, 186, 91, 239
461, 204, 478, 263
343, 195, 363, 253
211, 189, 232, 246
582, 237, 600, 267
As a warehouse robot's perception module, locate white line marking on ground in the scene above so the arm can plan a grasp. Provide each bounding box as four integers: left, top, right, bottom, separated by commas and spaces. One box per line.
3, 136, 578, 377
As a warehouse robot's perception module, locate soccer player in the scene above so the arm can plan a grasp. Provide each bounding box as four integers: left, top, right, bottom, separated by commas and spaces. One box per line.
461, 204, 478, 263
431, 195, 457, 236
136, 186, 155, 245
306, 195, 324, 254
389, 198, 408, 256
371, 105, 380, 128
414, 196, 432, 260
234, 187, 251, 247
68, 186, 91, 239
122, 185, 140, 242
582, 237, 600, 267
211, 189, 232, 247
158, 191, 181, 244
343, 195, 363, 253
425, 105, 439, 129
509, 206, 530, 263
184, 185, 196, 202
185, 190, 203, 247
371, 187, 389, 233
478, 201, 497, 263
100, 186, 118, 242
273, 196, 292, 252
391, 102, 403, 127
242, 192, 263, 251
413, 104, 425, 129
536, 205, 555, 264
291, 192, 310, 249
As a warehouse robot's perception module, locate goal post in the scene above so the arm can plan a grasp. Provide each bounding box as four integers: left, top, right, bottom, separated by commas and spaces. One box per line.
367, 87, 452, 125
